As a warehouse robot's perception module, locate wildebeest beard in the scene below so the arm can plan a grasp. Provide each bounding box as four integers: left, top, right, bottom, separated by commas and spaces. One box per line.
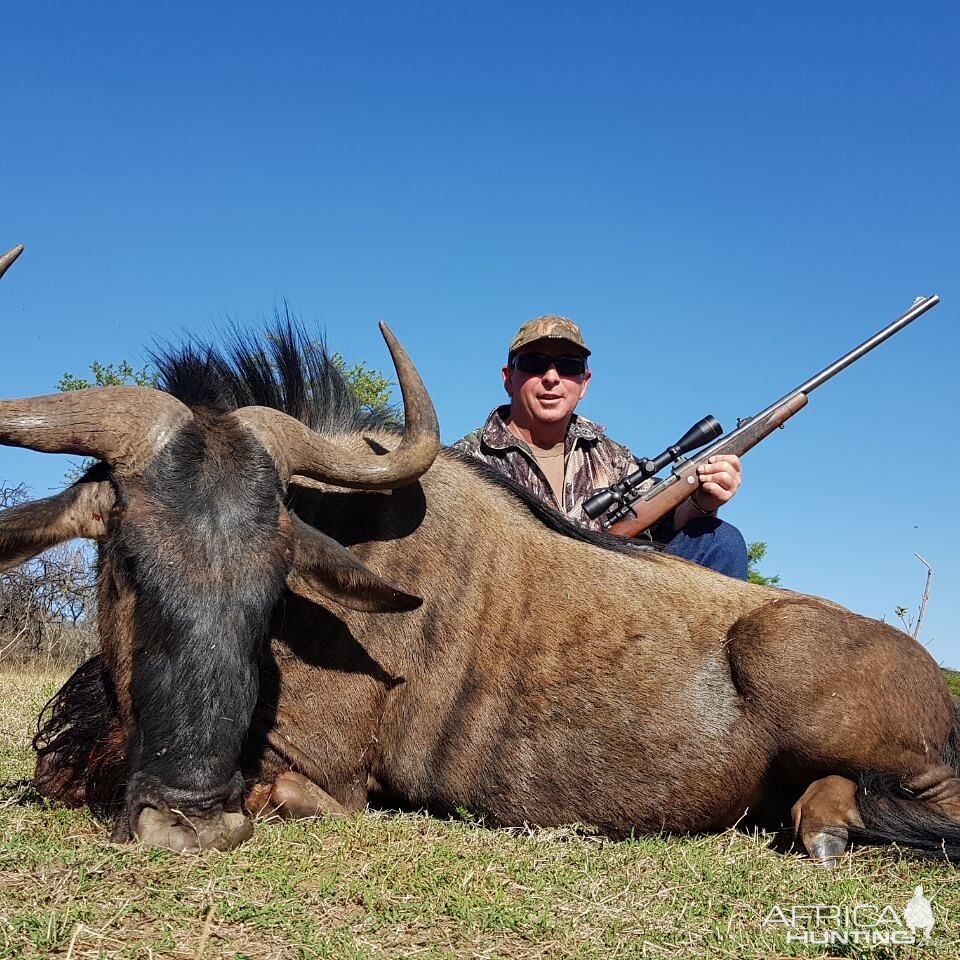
107, 408, 290, 836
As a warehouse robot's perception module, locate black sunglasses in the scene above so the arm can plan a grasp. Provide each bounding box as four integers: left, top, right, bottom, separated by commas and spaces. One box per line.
510, 353, 588, 376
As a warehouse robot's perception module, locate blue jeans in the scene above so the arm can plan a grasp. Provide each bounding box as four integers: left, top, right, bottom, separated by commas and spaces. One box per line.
663, 517, 748, 580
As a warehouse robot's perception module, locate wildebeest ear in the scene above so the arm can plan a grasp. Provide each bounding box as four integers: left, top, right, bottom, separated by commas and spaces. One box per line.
287, 512, 423, 613
0, 479, 115, 572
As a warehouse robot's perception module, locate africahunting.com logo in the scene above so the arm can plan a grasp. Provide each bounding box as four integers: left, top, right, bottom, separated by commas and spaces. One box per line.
763, 886, 937, 946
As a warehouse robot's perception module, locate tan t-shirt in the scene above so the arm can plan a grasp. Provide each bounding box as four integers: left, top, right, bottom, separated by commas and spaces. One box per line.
529, 442, 566, 510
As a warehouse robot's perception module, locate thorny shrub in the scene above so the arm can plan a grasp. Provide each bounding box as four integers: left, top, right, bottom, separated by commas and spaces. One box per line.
0, 483, 98, 667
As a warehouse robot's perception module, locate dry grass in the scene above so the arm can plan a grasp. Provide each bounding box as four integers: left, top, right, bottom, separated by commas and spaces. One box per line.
1, 666, 958, 959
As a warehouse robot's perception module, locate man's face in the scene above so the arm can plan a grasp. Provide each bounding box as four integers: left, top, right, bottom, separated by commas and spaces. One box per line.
502, 340, 591, 430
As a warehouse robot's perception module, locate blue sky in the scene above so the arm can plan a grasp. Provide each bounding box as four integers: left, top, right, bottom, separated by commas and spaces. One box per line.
2, 3, 958, 663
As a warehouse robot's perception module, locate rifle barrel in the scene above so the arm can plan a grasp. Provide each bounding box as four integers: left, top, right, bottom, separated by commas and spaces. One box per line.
662, 295, 941, 479
796, 295, 939, 396
607, 294, 942, 530
742, 295, 940, 430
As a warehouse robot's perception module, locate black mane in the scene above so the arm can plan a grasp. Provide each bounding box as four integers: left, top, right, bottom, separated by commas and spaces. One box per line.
150, 311, 396, 435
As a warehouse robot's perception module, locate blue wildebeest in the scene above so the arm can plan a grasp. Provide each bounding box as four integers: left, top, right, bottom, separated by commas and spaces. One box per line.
1, 244, 959, 863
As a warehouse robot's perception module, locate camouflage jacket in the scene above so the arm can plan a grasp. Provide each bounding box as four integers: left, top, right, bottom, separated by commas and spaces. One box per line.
453, 406, 656, 534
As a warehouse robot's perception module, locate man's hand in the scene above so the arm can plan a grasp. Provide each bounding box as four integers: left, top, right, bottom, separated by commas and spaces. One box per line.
694, 454, 742, 512
669, 454, 742, 532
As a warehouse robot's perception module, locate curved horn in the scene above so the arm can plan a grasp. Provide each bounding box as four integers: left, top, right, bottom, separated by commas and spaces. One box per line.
0, 387, 192, 475
0, 244, 24, 281
234, 322, 440, 489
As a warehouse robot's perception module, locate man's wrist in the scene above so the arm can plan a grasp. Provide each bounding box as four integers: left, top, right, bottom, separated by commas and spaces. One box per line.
689, 490, 717, 516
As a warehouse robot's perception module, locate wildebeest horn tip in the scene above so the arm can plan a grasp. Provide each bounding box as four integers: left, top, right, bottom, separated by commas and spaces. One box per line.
235, 323, 440, 490
0, 244, 25, 281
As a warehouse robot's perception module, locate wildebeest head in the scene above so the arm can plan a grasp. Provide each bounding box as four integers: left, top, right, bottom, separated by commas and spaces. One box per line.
0, 250, 439, 849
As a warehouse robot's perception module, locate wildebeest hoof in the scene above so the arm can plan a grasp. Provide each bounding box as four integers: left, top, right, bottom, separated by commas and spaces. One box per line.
269, 771, 347, 819
135, 807, 254, 852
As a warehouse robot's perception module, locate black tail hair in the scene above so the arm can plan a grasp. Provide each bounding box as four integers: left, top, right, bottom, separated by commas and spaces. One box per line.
941, 698, 960, 772
849, 701, 960, 861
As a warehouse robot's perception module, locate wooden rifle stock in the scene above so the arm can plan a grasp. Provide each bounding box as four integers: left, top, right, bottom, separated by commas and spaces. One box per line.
607, 392, 808, 538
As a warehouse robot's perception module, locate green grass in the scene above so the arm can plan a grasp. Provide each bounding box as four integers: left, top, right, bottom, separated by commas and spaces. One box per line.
1, 667, 958, 959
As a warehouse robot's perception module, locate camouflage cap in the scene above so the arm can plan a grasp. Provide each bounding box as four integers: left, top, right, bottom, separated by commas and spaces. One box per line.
507, 315, 591, 358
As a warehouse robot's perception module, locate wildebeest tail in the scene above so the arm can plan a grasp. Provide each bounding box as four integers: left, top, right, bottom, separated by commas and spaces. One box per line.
849, 700, 960, 861
32, 655, 127, 817
941, 696, 960, 773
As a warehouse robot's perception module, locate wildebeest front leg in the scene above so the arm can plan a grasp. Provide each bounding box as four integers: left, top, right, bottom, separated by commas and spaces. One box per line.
246, 772, 352, 819
270, 771, 350, 818
791, 775, 863, 867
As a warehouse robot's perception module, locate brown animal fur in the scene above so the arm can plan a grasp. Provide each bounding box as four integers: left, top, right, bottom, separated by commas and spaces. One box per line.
22, 443, 960, 858
236, 450, 957, 848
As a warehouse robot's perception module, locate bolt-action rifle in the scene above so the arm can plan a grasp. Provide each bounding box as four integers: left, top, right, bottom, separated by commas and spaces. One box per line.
582, 295, 941, 538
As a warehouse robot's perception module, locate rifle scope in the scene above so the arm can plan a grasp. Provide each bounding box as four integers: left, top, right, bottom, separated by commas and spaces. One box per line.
582, 415, 723, 520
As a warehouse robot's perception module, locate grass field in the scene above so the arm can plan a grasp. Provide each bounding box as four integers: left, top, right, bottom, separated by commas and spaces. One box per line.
1, 666, 958, 959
